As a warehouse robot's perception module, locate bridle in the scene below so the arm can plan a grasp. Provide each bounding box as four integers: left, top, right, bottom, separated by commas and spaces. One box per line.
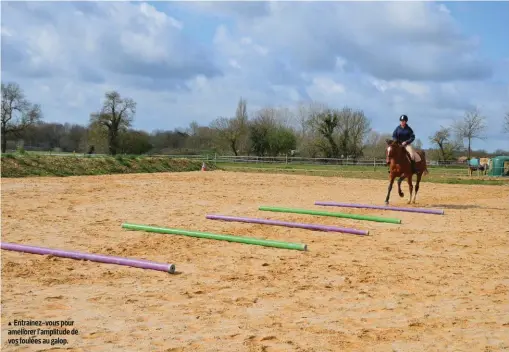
386, 142, 402, 165
386, 145, 392, 165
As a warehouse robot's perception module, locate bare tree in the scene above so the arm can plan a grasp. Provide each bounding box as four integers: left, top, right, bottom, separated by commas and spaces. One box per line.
185, 121, 216, 151
1, 82, 42, 153
310, 106, 370, 159
365, 130, 383, 147
61, 124, 88, 153
428, 127, 463, 161
363, 131, 393, 158
504, 111, 509, 133
236, 97, 248, 121
235, 97, 249, 153
453, 107, 486, 160
429, 126, 451, 161
411, 139, 424, 152
89, 91, 136, 155
187, 121, 200, 136
336, 107, 371, 158
272, 106, 294, 128
210, 117, 237, 155
295, 102, 309, 138
299, 101, 328, 133
210, 97, 249, 155
316, 109, 340, 158
290, 101, 328, 157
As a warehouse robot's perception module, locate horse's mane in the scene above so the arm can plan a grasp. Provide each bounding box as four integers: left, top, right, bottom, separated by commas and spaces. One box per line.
387, 139, 426, 163
386, 139, 409, 162
386, 139, 403, 150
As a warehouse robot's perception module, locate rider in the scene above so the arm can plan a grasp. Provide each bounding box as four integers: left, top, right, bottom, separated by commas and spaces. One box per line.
392, 114, 418, 173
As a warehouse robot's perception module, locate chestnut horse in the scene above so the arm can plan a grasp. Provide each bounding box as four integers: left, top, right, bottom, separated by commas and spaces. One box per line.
385, 140, 428, 205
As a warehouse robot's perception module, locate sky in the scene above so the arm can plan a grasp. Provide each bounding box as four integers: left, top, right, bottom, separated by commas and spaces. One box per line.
1, 0, 508, 152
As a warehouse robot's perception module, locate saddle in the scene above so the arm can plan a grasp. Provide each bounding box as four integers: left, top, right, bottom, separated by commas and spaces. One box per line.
405, 149, 413, 162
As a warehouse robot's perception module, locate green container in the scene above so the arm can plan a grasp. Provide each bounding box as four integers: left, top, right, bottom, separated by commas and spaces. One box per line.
259, 206, 401, 224
488, 156, 509, 177
122, 223, 307, 251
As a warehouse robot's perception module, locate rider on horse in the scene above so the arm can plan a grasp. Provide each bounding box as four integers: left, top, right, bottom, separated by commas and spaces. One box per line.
392, 114, 420, 173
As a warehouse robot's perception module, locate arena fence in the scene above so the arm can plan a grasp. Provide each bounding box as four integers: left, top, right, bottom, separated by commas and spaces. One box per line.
5, 150, 507, 177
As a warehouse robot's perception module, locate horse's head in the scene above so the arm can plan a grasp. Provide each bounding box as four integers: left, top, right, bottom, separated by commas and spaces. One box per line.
385, 139, 403, 164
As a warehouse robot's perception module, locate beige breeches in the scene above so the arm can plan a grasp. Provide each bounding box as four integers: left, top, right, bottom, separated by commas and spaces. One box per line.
405, 145, 421, 162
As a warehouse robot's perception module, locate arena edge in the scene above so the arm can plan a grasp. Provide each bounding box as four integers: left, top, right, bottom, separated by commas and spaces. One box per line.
0, 154, 218, 178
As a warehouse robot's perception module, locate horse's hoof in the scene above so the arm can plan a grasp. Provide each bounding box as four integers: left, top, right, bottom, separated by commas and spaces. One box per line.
384, 202, 389, 206
398, 192, 404, 198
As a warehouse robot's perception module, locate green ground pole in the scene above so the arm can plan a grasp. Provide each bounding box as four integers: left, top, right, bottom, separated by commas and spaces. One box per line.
258, 206, 402, 224
121, 223, 308, 251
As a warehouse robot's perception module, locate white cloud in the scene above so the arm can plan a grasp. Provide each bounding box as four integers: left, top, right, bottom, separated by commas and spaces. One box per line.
307, 77, 346, 98
371, 79, 430, 97
335, 57, 348, 72
1, 1, 508, 152
1, 26, 14, 37
230, 1, 491, 81
438, 4, 451, 15
2, 1, 220, 82
228, 59, 241, 69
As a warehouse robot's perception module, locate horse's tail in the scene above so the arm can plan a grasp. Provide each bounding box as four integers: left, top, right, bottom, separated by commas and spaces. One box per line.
421, 150, 429, 175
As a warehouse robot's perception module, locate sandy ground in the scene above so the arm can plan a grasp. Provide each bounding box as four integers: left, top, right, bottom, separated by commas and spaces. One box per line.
1, 171, 508, 352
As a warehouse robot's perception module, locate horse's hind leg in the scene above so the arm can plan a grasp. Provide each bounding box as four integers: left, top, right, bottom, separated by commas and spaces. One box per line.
406, 176, 414, 204
413, 173, 422, 203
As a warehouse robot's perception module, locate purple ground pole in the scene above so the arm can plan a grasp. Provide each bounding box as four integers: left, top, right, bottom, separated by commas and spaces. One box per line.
1, 242, 176, 273
314, 202, 444, 215
206, 214, 369, 236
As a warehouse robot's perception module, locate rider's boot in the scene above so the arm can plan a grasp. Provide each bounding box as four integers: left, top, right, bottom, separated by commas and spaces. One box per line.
411, 159, 417, 173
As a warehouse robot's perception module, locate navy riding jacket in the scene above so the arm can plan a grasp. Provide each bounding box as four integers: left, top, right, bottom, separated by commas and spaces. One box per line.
392, 125, 415, 144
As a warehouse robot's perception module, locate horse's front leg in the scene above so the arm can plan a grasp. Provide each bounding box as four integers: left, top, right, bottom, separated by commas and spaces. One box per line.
406, 176, 414, 204
397, 176, 405, 198
385, 176, 396, 205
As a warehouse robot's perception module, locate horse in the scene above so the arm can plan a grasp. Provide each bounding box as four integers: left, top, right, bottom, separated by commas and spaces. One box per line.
384, 140, 428, 205
468, 157, 489, 176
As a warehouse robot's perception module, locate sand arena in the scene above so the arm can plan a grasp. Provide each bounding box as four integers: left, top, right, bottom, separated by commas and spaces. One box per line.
2, 171, 508, 351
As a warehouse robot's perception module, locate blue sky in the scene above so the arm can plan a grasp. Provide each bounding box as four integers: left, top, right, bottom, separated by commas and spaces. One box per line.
1, 1, 508, 152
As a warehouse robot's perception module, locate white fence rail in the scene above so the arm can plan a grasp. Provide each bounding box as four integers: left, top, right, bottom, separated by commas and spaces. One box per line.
208, 155, 462, 167
0, 149, 479, 166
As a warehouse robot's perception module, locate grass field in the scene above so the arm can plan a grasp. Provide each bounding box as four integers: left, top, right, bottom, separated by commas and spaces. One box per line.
215, 162, 509, 185
0, 153, 214, 177
2, 153, 508, 185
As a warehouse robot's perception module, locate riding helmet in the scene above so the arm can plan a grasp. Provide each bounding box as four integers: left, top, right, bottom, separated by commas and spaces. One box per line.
399, 114, 408, 122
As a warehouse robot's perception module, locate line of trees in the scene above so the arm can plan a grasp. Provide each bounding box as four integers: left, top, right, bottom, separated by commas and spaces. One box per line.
2, 81, 508, 159
427, 107, 509, 161
429, 108, 487, 161
1, 82, 42, 153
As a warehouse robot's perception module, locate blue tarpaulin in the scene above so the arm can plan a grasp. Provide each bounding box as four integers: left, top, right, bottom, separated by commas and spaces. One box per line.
468, 158, 480, 167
